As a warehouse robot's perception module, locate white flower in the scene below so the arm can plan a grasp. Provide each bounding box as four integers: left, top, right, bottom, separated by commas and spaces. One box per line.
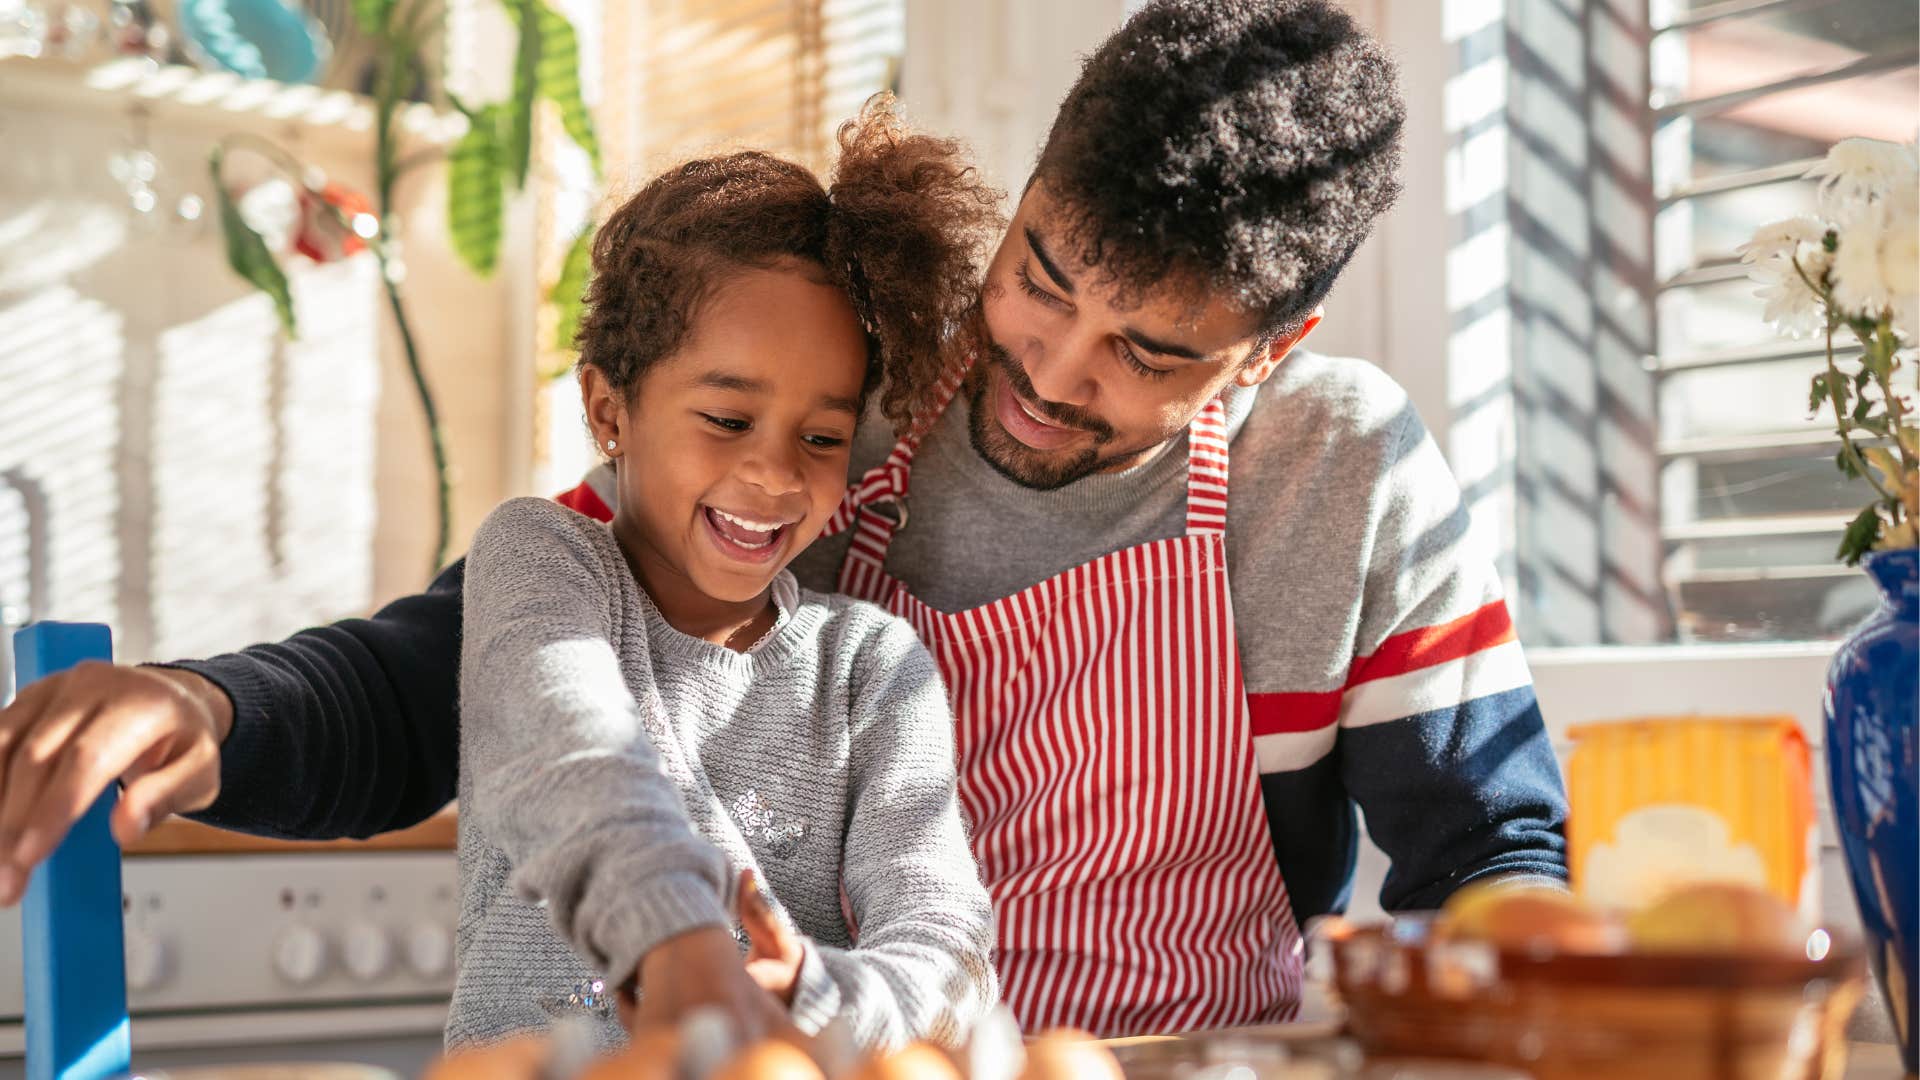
1739, 215, 1830, 264
1832, 202, 1893, 319
1741, 216, 1834, 337
1806, 138, 1919, 218
1883, 195, 1919, 341
1830, 192, 1920, 336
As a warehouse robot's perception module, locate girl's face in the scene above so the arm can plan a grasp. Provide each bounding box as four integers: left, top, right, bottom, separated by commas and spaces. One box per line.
586, 262, 868, 613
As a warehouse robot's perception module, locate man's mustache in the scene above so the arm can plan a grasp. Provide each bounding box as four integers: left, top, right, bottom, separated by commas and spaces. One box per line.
982, 341, 1115, 442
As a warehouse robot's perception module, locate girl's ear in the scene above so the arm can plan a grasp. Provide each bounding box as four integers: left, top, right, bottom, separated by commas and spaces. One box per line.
581, 366, 626, 456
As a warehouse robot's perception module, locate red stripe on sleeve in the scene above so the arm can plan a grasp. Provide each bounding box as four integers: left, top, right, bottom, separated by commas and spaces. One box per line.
553, 481, 614, 522
1248, 690, 1343, 735
1347, 600, 1516, 688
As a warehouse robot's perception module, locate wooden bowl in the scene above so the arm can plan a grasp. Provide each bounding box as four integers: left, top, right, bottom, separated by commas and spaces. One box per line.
1316, 916, 1867, 1080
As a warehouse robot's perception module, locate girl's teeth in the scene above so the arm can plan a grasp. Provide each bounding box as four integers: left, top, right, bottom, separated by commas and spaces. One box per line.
713, 509, 782, 534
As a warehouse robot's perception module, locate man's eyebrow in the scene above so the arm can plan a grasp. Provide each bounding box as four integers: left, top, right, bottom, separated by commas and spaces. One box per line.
1122, 328, 1207, 361
1025, 227, 1076, 295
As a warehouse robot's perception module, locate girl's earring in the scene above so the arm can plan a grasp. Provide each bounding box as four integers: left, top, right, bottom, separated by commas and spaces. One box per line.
605, 439, 617, 453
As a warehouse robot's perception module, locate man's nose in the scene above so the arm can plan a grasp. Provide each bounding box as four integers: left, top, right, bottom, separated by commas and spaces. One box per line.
1022, 327, 1100, 408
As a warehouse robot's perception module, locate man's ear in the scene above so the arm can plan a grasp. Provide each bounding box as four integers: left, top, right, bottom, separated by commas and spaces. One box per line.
1234, 307, 1323, 388
580, 366, 626, 455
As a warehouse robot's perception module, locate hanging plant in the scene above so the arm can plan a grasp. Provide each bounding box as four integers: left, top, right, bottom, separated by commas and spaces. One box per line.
210, 0, 600, 577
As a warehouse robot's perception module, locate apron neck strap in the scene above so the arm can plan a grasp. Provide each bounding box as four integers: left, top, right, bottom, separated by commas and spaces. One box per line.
1184, 395, 1231, 538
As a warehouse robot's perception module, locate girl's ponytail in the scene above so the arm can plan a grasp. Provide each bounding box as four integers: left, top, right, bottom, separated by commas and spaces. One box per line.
824, 95, 1002, 433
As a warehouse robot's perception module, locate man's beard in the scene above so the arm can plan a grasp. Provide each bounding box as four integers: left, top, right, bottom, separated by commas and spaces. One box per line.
964, 340, 1132, 491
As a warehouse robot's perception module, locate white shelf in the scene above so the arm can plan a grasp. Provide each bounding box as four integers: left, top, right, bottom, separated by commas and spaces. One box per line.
0, 56, 466, 152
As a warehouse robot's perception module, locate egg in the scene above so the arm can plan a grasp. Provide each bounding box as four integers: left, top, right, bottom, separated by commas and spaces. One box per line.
1017, 1030, 1123, 1080
709, 1040, 826, 1080
572, 1028, 680, 1080
846, 1043, 963, 1080
421, 1035, 549, 1080
1434, 882, 1624, 954
1627, 881, 1808, 954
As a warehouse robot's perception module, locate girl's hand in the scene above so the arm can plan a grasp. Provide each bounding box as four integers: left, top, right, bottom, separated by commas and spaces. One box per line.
0, 663, 230, 905
737, 872, 805, 1005
625, 925, 796, 1043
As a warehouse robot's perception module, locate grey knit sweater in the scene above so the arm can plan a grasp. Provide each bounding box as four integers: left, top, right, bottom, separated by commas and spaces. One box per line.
451, 497, 996, 1052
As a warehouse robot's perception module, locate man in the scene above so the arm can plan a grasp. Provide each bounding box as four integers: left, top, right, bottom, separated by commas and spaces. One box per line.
0, 0, 1565, 1038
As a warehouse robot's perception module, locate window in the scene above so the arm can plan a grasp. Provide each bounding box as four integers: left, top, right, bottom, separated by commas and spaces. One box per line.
1410, 0, 1915, 647
1648, 0, 1917, 642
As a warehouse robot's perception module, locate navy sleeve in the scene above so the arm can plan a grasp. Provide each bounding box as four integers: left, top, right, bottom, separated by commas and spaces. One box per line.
1340, 687, 1569, 912
158, 559, 465, 840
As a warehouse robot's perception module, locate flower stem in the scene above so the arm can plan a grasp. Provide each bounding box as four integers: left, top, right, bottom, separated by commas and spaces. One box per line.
373, 33, 452, 576
1827, 317, 1898, 506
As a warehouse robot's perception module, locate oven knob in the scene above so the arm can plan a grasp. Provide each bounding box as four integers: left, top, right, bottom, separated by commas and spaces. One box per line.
404, 920, 453, 977
342, 920, 392, 981
272, 923, 330, 984
124, 927, 169, 991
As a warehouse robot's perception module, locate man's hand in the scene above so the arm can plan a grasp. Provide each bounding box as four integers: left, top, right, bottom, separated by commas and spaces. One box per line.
624, 925, 797, 1043
737, 872, 805, 1005
0, 663, 232, 904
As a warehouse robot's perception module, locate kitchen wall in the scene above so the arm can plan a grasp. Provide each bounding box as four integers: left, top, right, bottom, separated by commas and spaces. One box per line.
0, 62, 526, 676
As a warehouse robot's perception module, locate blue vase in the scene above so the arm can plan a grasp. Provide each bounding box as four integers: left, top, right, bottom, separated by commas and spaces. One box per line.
1825, 546, 1918, 1073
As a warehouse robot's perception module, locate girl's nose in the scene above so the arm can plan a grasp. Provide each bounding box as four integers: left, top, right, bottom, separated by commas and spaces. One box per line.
741, 440, 805, 497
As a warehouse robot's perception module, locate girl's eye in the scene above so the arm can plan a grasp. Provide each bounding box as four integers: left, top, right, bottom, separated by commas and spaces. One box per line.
1117, 340, 1175, 380
804, 434, 847, 449
702, 414, 749, 432
1016, 261, 1068, 309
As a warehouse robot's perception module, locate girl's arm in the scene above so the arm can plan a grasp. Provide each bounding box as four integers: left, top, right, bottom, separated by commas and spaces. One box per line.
460, 496, 733, 985
784, 614, 998, 1050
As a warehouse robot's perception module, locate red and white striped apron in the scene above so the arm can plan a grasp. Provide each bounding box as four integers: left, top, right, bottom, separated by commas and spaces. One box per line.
824, 367, 1303, 1035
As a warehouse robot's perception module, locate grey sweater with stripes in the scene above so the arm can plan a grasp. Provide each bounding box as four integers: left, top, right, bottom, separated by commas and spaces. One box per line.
451, 497, 996, 1051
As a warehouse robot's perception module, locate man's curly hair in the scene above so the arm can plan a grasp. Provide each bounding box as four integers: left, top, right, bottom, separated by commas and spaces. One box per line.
576, 94, 1001, 433
1035, 0, 1404, 336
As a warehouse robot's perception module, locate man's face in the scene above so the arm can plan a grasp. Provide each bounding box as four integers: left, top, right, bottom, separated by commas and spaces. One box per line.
968, 186, 1312, 490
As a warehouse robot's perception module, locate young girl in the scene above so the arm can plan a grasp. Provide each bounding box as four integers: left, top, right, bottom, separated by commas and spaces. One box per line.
453, 99, 1002, 1053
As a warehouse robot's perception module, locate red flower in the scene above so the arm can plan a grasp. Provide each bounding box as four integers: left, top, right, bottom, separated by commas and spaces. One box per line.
293, 182, 376, 263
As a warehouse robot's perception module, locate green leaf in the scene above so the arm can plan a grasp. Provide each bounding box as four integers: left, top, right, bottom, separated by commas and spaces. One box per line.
532, 0, 599, 170
447, 106, 505, 276
1829, 369, 1853, 420
548, 224, 594, 354
1838, 447, 1863, 479
506, 0, 539, 190
1810, 373, 1830, 416
351, 0, 394, 33
1853, 394, 1876, 423
1837, 504, 1883, 566
209, 148, 297, 337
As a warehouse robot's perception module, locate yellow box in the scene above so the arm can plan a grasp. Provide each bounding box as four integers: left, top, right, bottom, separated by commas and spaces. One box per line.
1566, 716, 1817, 917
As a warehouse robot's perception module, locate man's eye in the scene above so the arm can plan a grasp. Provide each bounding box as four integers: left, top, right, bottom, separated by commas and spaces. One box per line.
1016, 261, 1067, 308
702, 414, 749, 432
1118, 341, 1174, 380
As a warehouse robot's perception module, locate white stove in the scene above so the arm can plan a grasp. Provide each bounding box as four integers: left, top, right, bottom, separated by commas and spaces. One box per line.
0, 850, 458, 1077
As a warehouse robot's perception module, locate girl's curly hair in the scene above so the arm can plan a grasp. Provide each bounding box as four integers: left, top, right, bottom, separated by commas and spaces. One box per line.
574, 94, 1002, 434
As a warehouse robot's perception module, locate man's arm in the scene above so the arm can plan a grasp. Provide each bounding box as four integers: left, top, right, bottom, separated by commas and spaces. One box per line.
1335, 410, 1568, 911
162, 559, 467, 840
